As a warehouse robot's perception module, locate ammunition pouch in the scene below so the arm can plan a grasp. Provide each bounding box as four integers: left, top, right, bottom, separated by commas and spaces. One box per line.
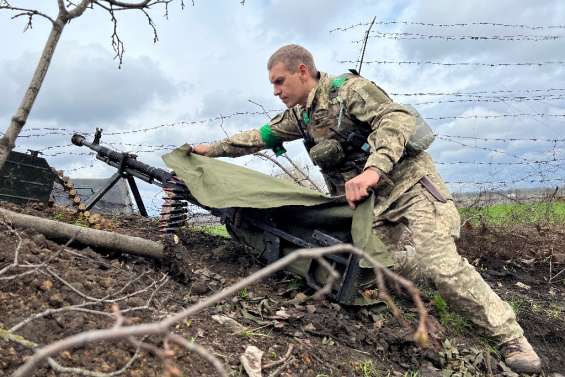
309, 139, 346, 171
403, 105, 435, 155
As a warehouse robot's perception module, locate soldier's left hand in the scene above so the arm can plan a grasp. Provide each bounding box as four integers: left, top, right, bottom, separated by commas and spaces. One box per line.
345, 169, 380, 208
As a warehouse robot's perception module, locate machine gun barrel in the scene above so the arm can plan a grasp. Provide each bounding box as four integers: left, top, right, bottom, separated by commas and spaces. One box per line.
72, 133, 172, 186
71, 129, 197, 224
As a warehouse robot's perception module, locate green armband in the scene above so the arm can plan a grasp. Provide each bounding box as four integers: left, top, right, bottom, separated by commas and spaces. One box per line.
259, 123, 286, 156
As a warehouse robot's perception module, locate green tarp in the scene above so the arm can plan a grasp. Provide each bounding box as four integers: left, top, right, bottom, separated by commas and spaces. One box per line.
162, 145, 392, 267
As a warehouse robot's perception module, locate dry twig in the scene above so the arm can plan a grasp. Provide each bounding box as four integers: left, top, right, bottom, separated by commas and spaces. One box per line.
12, 244, 428, 377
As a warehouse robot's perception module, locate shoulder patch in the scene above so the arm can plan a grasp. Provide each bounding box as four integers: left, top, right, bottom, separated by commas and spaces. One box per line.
302, 112, 311, 125
331, 76, 348, 91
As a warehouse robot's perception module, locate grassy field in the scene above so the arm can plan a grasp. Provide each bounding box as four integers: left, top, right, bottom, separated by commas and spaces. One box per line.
459, 201, 565, 225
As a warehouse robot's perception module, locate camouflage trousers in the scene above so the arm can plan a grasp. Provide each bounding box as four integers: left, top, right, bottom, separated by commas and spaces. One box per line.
373, 183, 523, 344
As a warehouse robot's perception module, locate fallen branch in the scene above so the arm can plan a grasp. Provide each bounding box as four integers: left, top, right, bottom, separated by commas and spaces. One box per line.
0, 208, 163, 258
263, 344, 294, 369
12, 244, 428, 377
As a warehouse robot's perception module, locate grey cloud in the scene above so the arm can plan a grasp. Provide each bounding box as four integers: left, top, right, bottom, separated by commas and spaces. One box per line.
394, 0, 565, 62
0, 42, 182, 126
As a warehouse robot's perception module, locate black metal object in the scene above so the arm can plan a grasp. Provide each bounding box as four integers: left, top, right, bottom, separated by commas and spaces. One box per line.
0, 150, 55, 204
240, 215, 366, 304
72, 129, 174, 217
73, 133, 372, 305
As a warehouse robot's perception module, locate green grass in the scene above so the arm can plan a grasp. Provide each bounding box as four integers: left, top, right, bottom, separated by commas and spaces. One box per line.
432, 294, 472, 334
238, 288, 249, 300
194, 224, 230, 238
508, 296, 528, 317
354, 360, 379, 377
459, 201, 565, 225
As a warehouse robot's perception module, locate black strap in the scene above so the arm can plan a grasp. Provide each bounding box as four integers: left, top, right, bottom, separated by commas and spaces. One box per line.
419, 176, 447, 203
292, 108, 315, 151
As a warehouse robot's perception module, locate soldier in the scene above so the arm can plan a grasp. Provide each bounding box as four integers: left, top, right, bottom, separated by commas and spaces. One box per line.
190, 44, 541, 374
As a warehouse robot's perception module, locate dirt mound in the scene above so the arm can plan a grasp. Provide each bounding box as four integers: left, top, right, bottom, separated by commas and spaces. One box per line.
0, 203, 563, 376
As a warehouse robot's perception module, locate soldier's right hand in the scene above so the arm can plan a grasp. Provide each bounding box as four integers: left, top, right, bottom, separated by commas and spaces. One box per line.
189, 144, 211, 156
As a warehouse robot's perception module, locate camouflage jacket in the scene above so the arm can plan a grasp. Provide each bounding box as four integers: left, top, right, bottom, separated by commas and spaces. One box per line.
206, 72, 452, 215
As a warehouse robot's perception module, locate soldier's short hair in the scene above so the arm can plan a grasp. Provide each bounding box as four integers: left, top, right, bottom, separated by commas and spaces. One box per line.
267, 44, 317, 77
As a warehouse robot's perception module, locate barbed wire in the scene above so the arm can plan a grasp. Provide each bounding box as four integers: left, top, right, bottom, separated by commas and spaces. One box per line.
425, 113, 565, 120
33, 133, 565, 154
435, 136, 563, 164
407, 93, 565, 106
330, 20, 565, 33
65, 164, 95, 173
390, 88, 565, 97
338, 59, 565, 67
25, 139, 564, 172
436, 159, 565, 166
352, 31, 564, 43
445, 176, 565, 185
51, 160, 565, 187
11, 110, 284, 139
11, 112, 565, 140
437, 134, 565, 143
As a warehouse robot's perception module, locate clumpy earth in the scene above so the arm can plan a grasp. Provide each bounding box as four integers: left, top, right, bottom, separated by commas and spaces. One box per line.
0, 201, 563, 377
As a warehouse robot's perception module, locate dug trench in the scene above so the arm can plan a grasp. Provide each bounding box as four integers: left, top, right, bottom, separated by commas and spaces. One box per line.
0, 202, 563, 376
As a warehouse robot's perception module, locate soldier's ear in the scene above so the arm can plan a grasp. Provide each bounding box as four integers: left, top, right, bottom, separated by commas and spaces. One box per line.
297, 63, 309, 80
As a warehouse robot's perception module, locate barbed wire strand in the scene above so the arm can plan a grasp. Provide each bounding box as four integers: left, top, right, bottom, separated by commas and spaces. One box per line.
330, 20, 565, 33
338, 59, 565, 67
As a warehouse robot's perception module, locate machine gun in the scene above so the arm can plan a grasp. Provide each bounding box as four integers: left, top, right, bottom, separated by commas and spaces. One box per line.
72, 130, 374, 305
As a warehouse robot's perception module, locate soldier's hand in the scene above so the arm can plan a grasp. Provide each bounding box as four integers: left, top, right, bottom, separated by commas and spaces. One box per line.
190, 144, 212, 156
345, 169, 380, 209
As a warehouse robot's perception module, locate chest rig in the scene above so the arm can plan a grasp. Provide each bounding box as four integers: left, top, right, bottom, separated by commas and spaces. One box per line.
295, 71, 382, 196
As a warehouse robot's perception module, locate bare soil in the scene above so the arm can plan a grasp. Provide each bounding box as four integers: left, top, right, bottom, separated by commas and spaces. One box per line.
0, 202, 563, 377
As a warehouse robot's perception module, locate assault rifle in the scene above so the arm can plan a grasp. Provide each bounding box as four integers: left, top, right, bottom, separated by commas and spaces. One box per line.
72, 129, 373, 305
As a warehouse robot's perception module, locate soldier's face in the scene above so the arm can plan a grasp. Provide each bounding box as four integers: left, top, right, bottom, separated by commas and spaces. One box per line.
269, 62, 310, 108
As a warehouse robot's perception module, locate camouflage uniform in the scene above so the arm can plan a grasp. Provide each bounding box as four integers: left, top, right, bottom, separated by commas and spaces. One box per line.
206, 72, 523, 344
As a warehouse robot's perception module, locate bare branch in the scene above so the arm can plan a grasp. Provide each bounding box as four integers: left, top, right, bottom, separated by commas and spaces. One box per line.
248, 99, 273, 120
0, 5, 56, 24
13, 244, 428, 377
0, 219, 23, 276
47, 345, 141, 376
167, 333, 228, 377
57, 0, 66, 12
107, 4, 126, 67
67, 0, 91, 19
312, 256, 339, 300
263, 344, 293, 369
280, 154, 324, 193
98, 0, 174, 9
218, 113, 230, 137
141, 9, 158, 43
254, 151, 308, 188
9, 305, 113, 333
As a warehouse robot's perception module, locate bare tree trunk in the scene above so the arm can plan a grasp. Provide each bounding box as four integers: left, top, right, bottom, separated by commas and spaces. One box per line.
0, 14, 67, 170
0, 208, 164, 258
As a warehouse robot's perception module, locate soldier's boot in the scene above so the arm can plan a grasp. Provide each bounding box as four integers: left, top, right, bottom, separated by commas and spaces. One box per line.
501, 336, 542, 374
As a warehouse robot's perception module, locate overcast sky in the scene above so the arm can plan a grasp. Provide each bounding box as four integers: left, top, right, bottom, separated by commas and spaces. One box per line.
1, 0, 564, 213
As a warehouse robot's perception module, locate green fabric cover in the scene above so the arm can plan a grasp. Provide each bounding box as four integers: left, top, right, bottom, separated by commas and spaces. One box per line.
162, 145, 392, 267
354, 192, 393, 267
162, 145, 333, 208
